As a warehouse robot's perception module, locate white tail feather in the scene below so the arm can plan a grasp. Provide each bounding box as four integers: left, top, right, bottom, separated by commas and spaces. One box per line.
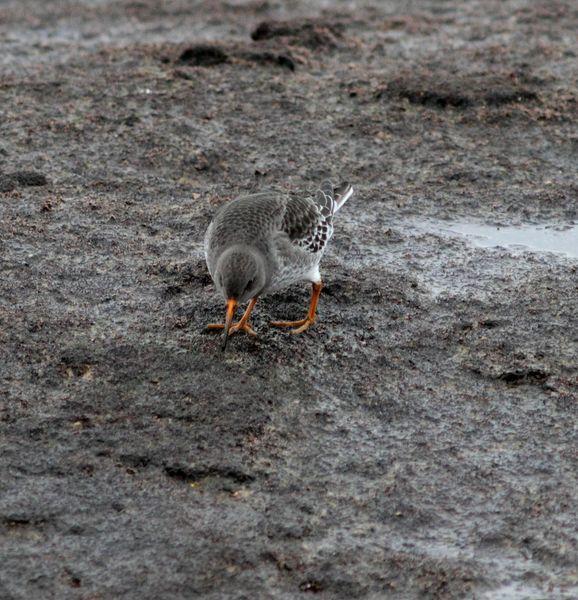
334, 182, 353, 212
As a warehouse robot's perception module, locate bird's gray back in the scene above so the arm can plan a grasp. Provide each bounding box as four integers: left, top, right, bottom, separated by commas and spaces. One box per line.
205, 182, 351, 290
205, 192, 286, 273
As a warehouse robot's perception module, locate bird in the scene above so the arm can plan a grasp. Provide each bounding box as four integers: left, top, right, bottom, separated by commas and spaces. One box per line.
204, 180, 353, 349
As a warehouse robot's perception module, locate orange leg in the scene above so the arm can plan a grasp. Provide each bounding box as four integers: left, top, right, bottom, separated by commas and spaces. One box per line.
271, 281, 322, 334
207, 298, 258, 336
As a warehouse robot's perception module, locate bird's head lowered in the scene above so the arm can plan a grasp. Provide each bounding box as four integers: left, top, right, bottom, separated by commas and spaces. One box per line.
214, 246, 266, 347
215, 246, 266, 303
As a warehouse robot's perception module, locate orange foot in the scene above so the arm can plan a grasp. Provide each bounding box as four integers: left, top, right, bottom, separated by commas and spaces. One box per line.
270, 318, 315, 334
207, 322, 257, 336
271, 281, 322, 334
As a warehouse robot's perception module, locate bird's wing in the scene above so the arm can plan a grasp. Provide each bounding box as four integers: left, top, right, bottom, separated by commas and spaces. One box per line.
281, 190, 334, 254
280, 180, 353, 253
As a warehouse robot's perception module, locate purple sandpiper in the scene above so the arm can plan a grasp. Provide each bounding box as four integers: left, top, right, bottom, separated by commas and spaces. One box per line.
204, 181, 353, 348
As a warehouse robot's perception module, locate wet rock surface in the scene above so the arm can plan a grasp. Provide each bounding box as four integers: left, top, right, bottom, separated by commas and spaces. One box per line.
0, 1, 577, 599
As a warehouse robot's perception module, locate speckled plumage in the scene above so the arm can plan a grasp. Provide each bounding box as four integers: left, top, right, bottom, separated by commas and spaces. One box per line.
205, 181, 352, 295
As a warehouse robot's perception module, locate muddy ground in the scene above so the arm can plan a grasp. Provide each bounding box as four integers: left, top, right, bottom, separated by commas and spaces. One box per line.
1, 1, 577, 598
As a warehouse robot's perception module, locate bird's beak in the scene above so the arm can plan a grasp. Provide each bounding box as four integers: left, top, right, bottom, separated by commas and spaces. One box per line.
222, 298, 238, 351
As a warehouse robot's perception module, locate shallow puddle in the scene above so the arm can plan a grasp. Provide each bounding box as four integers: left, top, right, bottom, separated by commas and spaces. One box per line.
429, 221, 578, 258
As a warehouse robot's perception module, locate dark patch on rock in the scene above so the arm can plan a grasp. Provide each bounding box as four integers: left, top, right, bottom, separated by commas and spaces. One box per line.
0, 170, 48, 191
498, 368, 549, 385
177, 45, 228, 67
479, 319, 501, 329
378, 72, 541, 110
13, 170, 48, 186
251, 19, 342, 49
388, 87, 472, 109
164, 463, 255, 485
485, 89, 539, 106
2, 515, 50, 528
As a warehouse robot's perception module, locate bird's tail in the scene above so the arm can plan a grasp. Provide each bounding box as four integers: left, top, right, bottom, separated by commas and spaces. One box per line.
317, 180, 354, 216
333, 181, 353, 212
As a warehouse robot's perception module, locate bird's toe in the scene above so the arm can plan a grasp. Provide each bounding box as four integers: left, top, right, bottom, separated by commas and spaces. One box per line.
230, 322, 258, 337
289, 319, 315, 334
271, 318, 315, 333
270, 318, 309, 328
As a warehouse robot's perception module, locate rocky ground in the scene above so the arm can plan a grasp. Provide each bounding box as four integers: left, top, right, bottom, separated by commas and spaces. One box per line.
1, 1, 577, 598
